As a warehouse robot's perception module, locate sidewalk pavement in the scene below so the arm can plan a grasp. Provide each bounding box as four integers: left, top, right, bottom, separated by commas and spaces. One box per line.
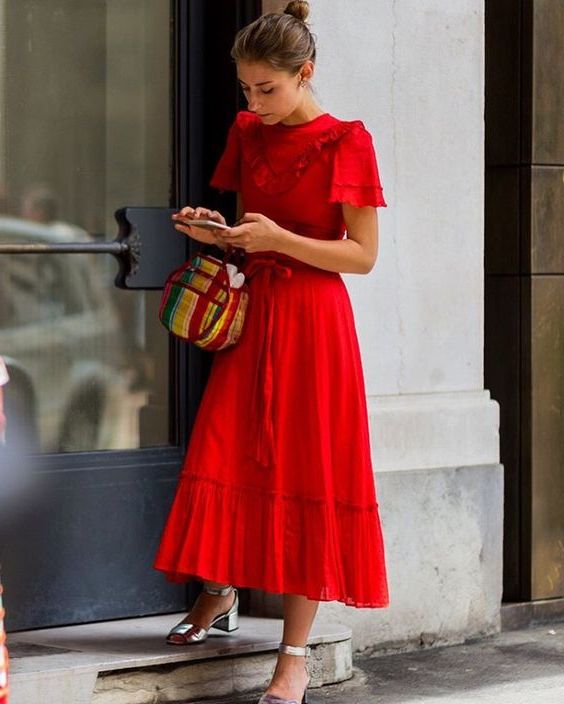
318, 621, 564, 704
210, 621, 564, 704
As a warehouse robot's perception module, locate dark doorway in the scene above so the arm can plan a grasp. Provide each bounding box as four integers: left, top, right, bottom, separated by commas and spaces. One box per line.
485, 0, 564, 602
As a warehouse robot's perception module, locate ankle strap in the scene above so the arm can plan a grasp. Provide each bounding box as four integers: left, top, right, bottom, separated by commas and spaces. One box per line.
279, 643, 311, 657
202, 583, 233, 596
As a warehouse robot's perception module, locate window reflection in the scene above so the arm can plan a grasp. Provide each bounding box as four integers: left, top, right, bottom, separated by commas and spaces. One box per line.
0, 1, 171, 452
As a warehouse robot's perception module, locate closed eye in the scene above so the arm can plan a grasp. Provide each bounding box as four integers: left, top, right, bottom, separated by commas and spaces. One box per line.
239, 84, 274, 95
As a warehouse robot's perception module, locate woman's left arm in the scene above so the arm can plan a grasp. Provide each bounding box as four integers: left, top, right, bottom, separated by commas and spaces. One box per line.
278, 204, 379, 274
223, 204, 379, 275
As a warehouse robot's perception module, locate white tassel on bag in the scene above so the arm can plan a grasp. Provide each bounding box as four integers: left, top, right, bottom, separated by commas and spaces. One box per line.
226, 263, 246, 289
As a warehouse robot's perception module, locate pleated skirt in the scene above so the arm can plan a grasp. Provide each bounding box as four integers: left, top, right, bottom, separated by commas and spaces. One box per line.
154, 253, 389, 608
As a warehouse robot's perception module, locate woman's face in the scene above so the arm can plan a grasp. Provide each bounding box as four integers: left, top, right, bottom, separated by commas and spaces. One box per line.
237, 60, 311, 124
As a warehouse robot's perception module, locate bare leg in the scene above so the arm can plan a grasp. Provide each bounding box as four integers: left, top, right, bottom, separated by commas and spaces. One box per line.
264, 594, 319, 701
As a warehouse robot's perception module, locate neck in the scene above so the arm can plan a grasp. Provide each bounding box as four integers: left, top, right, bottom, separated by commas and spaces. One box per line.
280, 95, 325, 126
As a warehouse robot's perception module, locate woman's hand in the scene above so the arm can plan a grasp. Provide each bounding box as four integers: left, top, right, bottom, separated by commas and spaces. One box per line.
218, 212, 286, 253
172, 206, 229, 249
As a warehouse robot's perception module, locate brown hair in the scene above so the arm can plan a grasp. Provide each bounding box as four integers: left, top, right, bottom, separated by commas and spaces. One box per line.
231, 1, 316, 75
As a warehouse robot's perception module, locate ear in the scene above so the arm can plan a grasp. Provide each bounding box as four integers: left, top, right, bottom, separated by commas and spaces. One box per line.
299, 60, 315, 82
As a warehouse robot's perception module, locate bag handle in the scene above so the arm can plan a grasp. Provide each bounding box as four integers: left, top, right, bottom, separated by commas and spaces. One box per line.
193, 245, 245, 343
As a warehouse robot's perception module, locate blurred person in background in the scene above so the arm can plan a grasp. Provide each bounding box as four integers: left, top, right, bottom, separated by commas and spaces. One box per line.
20, 185, 90, 242
0, 357, 7, 441
0, 355, 10, 704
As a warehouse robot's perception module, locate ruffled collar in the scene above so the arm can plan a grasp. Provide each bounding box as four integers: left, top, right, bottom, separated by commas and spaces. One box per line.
238, 112, 362, 195
269, 112, 332, 130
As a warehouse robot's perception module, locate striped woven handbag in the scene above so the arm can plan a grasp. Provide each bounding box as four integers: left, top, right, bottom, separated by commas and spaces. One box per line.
0, 582, 8, 704
159, 250, 249, 351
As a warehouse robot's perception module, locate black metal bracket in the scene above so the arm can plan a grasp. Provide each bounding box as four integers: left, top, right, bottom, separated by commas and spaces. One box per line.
113, 207, 187, 289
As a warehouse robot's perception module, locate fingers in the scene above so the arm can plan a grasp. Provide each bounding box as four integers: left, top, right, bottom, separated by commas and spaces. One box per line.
194, 207, 213, 219
218, 225, 245, 245
174, 206, 195, 219
171, 206, 232, 247
172, 206, 226, 226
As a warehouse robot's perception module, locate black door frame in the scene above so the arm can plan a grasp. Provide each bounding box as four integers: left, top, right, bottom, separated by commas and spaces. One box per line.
177, 0, 262, 439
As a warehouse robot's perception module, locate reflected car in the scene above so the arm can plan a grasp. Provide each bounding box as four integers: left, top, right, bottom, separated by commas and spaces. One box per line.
0, 216, 131, 453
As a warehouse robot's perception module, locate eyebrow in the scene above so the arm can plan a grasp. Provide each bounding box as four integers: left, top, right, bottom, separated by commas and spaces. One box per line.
238, 79, 275, 87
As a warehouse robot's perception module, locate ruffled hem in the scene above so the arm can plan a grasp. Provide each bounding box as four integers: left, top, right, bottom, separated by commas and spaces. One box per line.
209, 175, 238, 193
329, 183, 388, 208
154, 473, 389, 609
238, 112, 364, 196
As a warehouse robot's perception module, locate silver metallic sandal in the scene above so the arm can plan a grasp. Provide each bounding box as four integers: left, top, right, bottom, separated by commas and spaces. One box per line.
166, 583, 239, 645
258, 642, 311, 704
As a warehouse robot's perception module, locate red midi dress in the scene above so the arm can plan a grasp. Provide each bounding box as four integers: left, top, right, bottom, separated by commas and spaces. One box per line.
154, 111, 389, 608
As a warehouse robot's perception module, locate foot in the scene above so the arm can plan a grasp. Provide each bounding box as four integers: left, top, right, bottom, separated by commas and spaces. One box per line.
167, 587, 236, 644
262, 652, 309, 702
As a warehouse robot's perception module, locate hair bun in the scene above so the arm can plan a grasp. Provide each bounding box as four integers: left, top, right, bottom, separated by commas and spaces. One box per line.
284, 0, 310, 22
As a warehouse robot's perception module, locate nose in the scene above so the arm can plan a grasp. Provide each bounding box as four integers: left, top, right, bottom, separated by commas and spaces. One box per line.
247, 91, 261, 113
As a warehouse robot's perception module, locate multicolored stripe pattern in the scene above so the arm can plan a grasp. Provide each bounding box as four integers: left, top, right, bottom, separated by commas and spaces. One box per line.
159, 253, 248, 351
0, 583, 8, 704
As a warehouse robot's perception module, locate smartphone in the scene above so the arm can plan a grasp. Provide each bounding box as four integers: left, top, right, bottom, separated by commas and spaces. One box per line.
182, 219, 231, 231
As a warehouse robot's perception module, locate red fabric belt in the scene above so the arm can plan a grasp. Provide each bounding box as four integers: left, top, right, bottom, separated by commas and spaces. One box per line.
243, 256, 295, 468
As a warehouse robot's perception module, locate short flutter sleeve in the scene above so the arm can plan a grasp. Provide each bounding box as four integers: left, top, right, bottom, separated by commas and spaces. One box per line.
329, 122, 387, 208
210, 119, 242, 192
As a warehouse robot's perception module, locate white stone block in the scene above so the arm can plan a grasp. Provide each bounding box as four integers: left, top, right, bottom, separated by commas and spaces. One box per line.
309, 0, 485, 397
319, 464, 504, 653
368, 391, 500, 472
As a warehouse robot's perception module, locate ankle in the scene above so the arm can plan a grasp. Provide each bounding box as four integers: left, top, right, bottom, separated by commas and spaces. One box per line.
279, 643, 310, 657
202, 582, 234, 596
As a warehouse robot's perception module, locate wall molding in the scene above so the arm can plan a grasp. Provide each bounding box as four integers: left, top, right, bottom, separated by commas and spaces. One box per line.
369, 390, 500, 473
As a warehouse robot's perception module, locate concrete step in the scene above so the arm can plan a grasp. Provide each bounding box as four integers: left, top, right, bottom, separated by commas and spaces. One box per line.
501, 598, 564, 631
8, 613, 352, 704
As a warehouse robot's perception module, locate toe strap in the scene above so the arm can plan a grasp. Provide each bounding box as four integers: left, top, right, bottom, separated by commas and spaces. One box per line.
167, 622, 207, 641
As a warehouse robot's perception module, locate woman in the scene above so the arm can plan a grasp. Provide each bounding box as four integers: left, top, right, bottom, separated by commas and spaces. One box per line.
0, 356, 9, 704
154, 2, 389, 702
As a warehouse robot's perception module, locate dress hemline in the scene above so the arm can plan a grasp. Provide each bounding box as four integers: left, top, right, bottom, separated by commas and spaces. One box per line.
155, 566, 390, 610
153, 473, 390, 610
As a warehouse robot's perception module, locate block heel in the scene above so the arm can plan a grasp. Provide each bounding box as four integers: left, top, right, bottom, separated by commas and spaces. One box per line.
213, 608, 239, 632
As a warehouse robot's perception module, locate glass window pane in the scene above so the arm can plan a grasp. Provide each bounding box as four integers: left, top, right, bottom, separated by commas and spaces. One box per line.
0, 1, 172, 452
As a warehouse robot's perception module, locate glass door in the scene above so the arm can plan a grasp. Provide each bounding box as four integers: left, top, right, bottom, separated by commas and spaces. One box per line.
0, 0, 185, 631
0, 0, 173, 453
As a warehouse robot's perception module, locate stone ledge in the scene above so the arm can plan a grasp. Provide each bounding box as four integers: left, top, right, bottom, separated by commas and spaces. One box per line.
501, 598, 564, 631
368, 390, 500, 472
8, 613, 351, 704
